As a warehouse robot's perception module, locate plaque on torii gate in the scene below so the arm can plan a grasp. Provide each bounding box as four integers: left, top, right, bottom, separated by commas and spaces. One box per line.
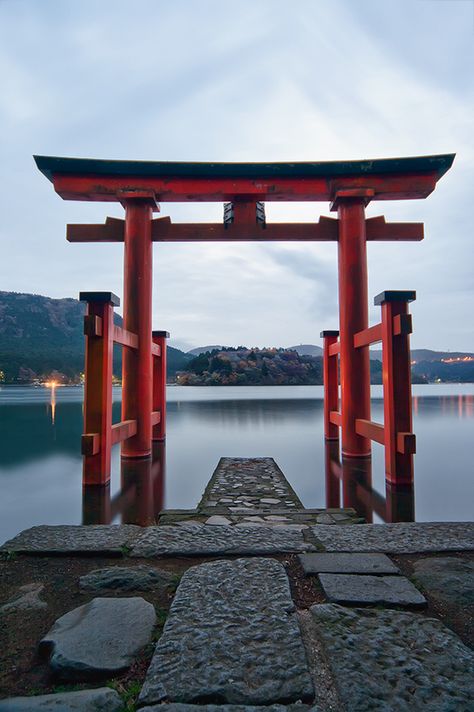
35, 154, 454, 485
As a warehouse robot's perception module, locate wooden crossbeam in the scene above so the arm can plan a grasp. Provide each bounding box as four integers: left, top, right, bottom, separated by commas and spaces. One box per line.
53, 171, 439, 202
365, 216, 423, 241
67, 214, 423, 243
356, 418, 385, 445
111, 419, 137, 445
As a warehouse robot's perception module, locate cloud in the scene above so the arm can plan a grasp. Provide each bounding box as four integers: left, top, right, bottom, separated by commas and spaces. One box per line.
0, 0, 472, 350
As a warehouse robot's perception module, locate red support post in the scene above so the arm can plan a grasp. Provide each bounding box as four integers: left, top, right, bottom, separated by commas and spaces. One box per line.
121, 199, 154, 458
376, 290, 416, 485
152, 330, 169, 441
333, 193, 372, 458
80, 291, 119, 485
321, 330, 340, 440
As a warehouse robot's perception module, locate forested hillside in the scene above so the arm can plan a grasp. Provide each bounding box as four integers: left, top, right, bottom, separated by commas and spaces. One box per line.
0, 292, 191, 383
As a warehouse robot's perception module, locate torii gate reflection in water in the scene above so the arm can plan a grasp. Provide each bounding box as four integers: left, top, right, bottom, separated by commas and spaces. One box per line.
35, 154, 454, 505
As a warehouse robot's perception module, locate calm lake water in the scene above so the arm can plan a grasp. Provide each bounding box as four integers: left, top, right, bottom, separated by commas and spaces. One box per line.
0, 384, 473, 543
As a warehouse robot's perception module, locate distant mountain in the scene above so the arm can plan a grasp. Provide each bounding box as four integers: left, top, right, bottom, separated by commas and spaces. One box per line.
289, 344, 323, 357
0, 291, 190, 383
168, 346, 193, 373
187, 345, 229, 356
1, 292, 472, 384
370, 349, 474, 362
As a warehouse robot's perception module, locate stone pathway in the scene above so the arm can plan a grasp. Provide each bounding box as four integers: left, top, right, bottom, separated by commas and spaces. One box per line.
4, 521, 474, 556
312, 521, 474, 552
129, 522, 314, 557
309, 604, 474, 711
200, 457, 304, 510
1, 457, 473, 710
139, 558, 313, 706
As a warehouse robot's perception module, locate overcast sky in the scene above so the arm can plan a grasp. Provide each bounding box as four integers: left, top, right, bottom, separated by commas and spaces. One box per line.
0, 0, 472, 352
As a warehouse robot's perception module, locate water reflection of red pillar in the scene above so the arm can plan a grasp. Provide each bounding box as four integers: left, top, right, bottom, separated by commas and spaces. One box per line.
152, 331, 169, 441
333, 192, 372, 458
342, 456, 373, 523
121, 199, 154, 458
385, 482, 415, 522
82, 485, 111, 524
152, 440, 166, 517
324, 439, 341, 508
121, 458, 154, 526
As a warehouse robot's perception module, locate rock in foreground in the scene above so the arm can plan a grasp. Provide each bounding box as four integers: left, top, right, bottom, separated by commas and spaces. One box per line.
40, 597, 156, 680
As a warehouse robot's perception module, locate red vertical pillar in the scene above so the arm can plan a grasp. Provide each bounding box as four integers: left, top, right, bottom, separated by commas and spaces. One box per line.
152, 330, 169, 441
121, 200, 154, 458
377, 290, 416, 485
333, 191, 372, 458
321, 330, 339, 440
80, 291, 119, 485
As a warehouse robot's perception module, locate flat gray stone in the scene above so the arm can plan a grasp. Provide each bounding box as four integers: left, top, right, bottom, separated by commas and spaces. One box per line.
40, 596, 156, 680
1, 525, 140, 554
205, 515, 232, 526
139, 558, 313, 705
412, 556, 474, 606
318, 574, 426, 607
141, 706, 316, 712
310, 603, 474, 711
0, 688, 123, 711
299, 553, 399, 575
79, 565, 178, 592
130, 525, 313, 557
312, 522, 474, 553
0, 583, 47, 614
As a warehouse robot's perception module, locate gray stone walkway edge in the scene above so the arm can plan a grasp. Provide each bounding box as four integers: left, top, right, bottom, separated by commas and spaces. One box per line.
312, 522, 474, 553
0, 688, 122, 711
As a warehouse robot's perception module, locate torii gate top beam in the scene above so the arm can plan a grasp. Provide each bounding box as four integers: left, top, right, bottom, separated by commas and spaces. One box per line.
35, 154, 454, 203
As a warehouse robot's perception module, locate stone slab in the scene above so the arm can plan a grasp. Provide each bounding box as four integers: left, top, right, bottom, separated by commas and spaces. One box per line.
141, 706, 317, 712
0, 583, 47, 614
205, 515, 232, 525
0, 688, 123, 711
79, 565, 178, 592
412, 556, 474, 606
40, 596, 156, 680
139, 558, 313, 705
130, 525, 313, 557
318, 574, 426, 607
1, 525, 140, 554
299, 553, 399, 575
310, 603, 474, 711
312, 522, 474, 553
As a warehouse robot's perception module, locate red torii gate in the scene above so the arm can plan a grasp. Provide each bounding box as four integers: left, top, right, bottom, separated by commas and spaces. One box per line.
35, 153, 454, 487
